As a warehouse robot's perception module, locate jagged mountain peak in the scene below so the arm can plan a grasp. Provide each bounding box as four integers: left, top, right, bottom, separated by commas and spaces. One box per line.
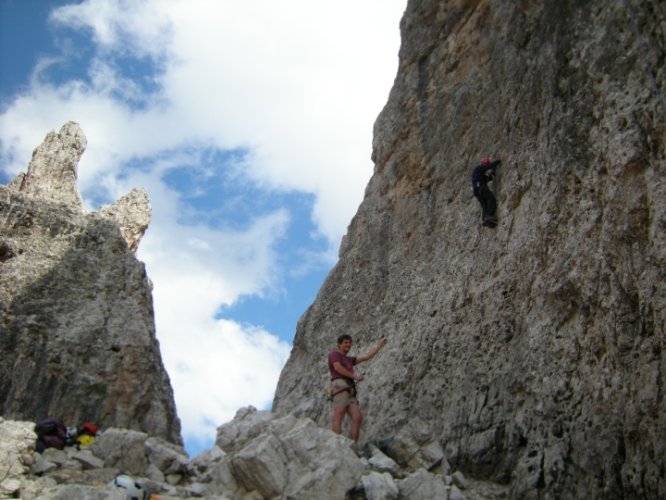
0, 122, 181, 445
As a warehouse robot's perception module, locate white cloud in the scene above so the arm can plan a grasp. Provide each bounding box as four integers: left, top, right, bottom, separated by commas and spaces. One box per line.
169, 319, 290, 448
0, 0, 405, 451
112, 167, 293, 445
50, 0, 404, 241
50, 0, 173, 57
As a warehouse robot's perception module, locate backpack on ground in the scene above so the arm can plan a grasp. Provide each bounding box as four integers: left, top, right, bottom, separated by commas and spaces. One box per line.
34, 417, 67, 453
76, 421, 98, 447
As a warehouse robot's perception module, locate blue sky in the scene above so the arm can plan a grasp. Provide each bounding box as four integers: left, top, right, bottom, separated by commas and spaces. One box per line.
0, 0, 404, 457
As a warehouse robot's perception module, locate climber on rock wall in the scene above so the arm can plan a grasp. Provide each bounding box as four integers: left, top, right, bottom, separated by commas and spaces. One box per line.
327, 334, 387, 442
471, 156, 501, 228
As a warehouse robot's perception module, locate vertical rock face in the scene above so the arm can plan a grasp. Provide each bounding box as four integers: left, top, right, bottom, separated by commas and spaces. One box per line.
274, 1, 665, 499
0, 122, 182, 445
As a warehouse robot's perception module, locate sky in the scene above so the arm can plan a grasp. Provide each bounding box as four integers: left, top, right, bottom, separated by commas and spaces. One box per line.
0, 0, 405, 456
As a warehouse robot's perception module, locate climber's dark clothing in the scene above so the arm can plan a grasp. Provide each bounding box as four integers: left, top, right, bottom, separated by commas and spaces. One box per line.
471, 160, 501, 223
475, 183, 497, 223
471, 160, 501, 186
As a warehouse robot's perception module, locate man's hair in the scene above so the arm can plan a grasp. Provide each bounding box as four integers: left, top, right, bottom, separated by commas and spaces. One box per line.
337, 334, 353, 345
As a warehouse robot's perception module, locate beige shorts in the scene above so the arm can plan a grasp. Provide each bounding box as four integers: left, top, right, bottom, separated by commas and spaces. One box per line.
330, 378, 356, 408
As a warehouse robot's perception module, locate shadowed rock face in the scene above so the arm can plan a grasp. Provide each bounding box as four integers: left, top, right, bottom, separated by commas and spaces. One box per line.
274, 1, 665, 498
0, 122, 182, 445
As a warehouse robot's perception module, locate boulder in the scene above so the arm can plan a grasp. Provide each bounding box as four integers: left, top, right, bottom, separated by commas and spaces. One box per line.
379, 418, 449, 473
367, 444, 402, 477
89, 428, 149, 476
0, 418, 36, 497
397, 469, 450, 500
229, 414, 368, 499
361, 471, 399, 500
1, 416, 507, 499
215, 406, 273, 453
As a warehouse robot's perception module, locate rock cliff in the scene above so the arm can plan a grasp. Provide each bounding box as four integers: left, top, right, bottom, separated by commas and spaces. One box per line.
274, 1, 665, 499
0, 122, 181, 445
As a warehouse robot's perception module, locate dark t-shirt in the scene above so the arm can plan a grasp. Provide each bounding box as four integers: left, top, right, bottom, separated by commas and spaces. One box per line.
328, 351, 357, 380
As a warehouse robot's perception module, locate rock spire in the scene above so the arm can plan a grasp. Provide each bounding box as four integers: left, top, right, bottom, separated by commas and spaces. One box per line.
0, 122, 181, 444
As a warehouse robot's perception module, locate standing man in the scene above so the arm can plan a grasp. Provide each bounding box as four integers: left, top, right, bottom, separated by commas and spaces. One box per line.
328, 334, 387, 442
471, 156, 502, 227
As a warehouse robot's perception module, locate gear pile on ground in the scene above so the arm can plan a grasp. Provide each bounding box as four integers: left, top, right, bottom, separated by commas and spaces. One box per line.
1, 412, 508, 499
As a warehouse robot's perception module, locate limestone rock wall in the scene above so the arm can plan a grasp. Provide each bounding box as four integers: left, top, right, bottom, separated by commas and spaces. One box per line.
0, 122, 181, 445
274, 1, 665, 499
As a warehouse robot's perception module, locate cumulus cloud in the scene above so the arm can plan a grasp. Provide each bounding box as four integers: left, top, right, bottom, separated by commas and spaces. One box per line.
98, 163, 295, 446
4, 0, 405, 240
0, 0, 405, 452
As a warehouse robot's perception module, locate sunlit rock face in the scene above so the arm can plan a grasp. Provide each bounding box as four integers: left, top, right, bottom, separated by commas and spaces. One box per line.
0, 122, 181, 445
274, 1, 665, 498
11, 121, 86, 208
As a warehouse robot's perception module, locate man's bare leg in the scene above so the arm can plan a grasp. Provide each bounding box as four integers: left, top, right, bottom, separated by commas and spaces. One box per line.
348, 403, 363, 442
332, 405, 347, 434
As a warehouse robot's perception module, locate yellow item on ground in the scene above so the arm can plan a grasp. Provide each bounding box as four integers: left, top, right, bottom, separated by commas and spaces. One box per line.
77, 434, 96, 447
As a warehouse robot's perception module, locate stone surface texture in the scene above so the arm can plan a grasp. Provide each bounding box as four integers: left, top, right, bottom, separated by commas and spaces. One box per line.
2, 0, 665, 497
0, 411, 505, 499
14, 121, 86, 208
273, 1, 665, 499
0, 122, 181, 444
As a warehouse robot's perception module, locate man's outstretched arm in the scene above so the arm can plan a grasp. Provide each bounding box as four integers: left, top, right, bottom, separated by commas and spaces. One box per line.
357, 338, 388, 364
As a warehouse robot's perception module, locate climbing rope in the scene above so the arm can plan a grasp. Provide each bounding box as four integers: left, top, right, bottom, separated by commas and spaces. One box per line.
622, 0, 666, 117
